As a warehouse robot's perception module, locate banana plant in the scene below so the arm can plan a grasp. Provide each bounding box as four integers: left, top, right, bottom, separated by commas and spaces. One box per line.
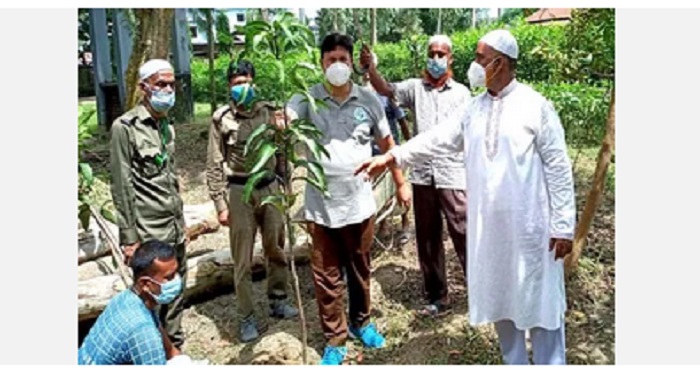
237, 11, 328, 364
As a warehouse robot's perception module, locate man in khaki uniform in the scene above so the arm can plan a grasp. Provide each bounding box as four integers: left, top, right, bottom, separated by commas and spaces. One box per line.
206, 60, 298, 343
109, 59, 188, 348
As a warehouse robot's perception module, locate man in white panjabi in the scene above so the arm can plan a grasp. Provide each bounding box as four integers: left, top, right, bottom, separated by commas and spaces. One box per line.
354, 29, 576, 365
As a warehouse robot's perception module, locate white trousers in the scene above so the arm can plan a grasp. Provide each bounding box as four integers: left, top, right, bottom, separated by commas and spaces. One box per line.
494, 318, 566, 365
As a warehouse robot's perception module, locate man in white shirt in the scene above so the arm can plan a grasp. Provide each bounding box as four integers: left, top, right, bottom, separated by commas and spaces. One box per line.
354, 29, 576, 365
361, 36, 471, 317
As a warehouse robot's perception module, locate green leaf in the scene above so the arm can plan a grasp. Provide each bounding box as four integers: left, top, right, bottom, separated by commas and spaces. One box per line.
244, 20, 272, 33
100, 206, 116, 224
302, 92, 318, 113
280, 22, 295, 44
287, 193, 298, 208
291, 72, 308, 94
289, 121, 323, 141
295, 62, 317, 73
242, 169, 273, 204
313, 97, 329, 111
253, 32, 269, 50
79, 163, 94, 187
293, 118, 323, 132
79, 203, 91, 231
295, 159, 327, 191
260, 194, 287, 215
293, 175, 330, 198
274, 59, 285, 86
291, 24, 315, 46
244, 123, 272, 157
248, 141, 278, 174
298, 134, 330, 161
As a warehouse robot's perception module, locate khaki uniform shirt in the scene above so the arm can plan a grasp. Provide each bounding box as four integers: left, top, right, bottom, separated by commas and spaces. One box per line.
109, 104, 186, 246
206, 101, 278, 213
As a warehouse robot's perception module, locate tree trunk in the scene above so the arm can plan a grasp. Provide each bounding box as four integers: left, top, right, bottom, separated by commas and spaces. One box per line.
565, 87, 616, 275
332, 9, 339, 32
472, 8, 477, 28
353, 8, 363, 42
370, 9, 377, 46
79, 244, 311, 321
125, 9, 175, 111
206, 10, 217, 115
437, 8, 442, 33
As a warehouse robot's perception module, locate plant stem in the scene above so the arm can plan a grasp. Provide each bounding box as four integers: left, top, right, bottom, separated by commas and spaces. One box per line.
283, 101, 307, 363
286, 210, 308, 364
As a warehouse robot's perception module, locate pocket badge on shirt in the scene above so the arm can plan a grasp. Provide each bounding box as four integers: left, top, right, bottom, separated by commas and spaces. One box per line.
353, 107, 369, 125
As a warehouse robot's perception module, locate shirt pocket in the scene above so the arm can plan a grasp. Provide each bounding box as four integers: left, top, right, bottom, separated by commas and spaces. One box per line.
221, 119, 245, 163
135, 145, 164, 179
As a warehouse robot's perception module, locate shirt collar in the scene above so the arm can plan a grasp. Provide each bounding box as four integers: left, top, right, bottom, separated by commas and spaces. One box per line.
135, 103, 161, 125
422, 77, 454, 91
319, 82, 360, 103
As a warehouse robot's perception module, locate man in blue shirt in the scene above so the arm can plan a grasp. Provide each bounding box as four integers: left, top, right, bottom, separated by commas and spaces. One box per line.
79, 240, 183, 365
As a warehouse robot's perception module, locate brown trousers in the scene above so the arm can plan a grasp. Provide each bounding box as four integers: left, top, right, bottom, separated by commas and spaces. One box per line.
310, 216, 375, 346
412, 181, 467, 304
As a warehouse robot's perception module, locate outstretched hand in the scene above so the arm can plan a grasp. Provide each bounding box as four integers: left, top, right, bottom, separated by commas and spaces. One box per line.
354, 153, 395, 181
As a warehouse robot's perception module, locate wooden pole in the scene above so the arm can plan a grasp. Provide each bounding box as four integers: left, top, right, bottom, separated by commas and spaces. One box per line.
89, 206, 132, 287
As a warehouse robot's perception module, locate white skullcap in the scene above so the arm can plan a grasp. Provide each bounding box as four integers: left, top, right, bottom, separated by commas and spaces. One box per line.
428, 35, 452, 50
479, 29, 519, 59
139, 59, 174, 81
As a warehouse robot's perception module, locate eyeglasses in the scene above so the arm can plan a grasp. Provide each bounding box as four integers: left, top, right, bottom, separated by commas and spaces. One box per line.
428, 51, 448, 58
153, 81, 176, 89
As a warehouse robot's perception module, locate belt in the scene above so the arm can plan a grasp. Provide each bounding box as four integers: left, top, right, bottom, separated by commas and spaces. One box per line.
228, 174, 276, 189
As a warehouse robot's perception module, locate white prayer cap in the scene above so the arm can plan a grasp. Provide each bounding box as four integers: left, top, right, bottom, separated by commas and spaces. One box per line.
139, 59, 174, 81
428, 35, 452, 50
479, 29, 519, 59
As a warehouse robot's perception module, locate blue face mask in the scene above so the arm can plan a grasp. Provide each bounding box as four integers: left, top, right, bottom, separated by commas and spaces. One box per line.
427, 57, 448, 79
231, 83, 255, 107
147, 275, 182, 304
149, 89, 176, 113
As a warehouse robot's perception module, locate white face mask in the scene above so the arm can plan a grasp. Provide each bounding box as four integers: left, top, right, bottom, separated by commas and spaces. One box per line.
325, 62, 351, 87
467, 61, 486, 88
